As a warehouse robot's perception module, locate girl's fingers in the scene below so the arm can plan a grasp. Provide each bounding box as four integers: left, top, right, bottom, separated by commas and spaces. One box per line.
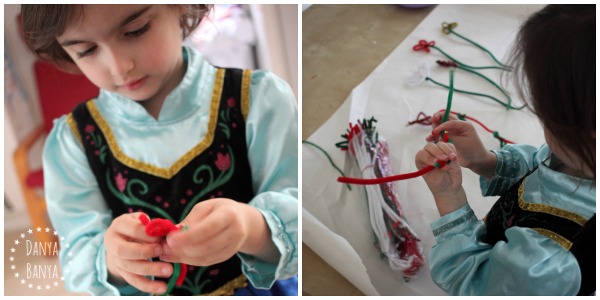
111, 239, 162, 260
119, 269, 168, 295
114, 213, 162, 244
424, 142, 456, 164
118, 259, 173, 278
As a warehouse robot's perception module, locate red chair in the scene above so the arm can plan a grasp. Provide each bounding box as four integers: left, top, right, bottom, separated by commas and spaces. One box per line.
14, 59, 98, 244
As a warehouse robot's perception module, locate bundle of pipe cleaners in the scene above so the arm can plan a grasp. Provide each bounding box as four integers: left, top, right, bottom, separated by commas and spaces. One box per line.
336, 117, 424, 280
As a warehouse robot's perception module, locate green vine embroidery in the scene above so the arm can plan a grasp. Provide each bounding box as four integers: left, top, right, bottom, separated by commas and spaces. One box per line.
178, 266, 210, 295
86, 124, 108, 164
105, 172, 173, 221
181, 144, 235, 221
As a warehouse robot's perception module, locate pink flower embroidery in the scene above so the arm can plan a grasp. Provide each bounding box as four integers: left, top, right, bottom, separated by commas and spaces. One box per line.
209, 269, 220, 276
85, 124, 95, 133
115, 172, 128, 192
227, 97, 236, 108
215, 152, 231, 171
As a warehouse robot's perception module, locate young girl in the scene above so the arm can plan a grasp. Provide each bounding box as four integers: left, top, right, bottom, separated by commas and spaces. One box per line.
22, 4, 298, 296
415, 5, 594, 295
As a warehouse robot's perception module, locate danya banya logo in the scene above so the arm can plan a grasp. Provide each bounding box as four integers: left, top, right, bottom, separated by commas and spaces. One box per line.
7, 226, 73, 292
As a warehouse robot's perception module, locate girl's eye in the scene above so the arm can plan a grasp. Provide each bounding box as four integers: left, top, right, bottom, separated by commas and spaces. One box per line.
77, 46, 97, 58
125, 22, 151, 38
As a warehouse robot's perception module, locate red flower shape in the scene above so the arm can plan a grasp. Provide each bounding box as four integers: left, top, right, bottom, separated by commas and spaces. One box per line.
85, 124, 95, 133
215, 152, 231, 171
115, 172, 128, 192
412, 40, 435, 53
227, 97, 236, 108
139, 215, 179, 237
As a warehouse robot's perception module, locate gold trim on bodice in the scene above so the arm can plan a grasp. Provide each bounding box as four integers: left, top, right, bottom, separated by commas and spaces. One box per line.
241, 69, 251, 121
532, 228, 573, 250
66, 113, 82, 145
518, 181, 588, 226
518, 180, 587, 250
201, 274, 248, 296
74, 68, 225, 179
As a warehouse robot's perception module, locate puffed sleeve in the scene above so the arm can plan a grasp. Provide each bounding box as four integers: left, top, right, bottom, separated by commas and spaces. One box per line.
429, 204, 581, 295
43, 116, 146, 296
480, 144, 548, 196
236, 70, 298, 288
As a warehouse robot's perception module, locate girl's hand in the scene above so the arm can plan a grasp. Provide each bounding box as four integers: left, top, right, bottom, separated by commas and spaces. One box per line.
415, 142, 467, 216
105, 213, 173, 295
160, 199, 279, 267
425, 110, 497, 179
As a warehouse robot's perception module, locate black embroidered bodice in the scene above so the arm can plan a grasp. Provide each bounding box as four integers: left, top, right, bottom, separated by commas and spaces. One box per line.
69, 68, 255, 295
484, 170, 595, 296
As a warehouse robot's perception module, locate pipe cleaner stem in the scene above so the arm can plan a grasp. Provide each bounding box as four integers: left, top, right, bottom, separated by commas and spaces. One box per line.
444, 110, 515, 145
457, 65, 512, 108
431, 45, 506, 71
441, 69, 454, 124
338, 160, 449, 184
303, 140, 352, 190
163, 263, 181, 296
425, 77, 526, 110
447, 28, 511, 70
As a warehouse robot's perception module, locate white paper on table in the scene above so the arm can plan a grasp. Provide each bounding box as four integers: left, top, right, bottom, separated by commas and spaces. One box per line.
302, 4, 547, 296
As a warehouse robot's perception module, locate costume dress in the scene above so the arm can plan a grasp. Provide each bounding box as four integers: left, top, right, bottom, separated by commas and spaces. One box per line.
43, 46, 298, 295
428, 144, 595, 295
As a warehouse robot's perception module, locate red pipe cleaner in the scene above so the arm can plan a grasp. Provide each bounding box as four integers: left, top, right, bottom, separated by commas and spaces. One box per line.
442, 110, 516, 145
412, 39, 435, 53
337, 132, 450, 185
139, 215, 188, 287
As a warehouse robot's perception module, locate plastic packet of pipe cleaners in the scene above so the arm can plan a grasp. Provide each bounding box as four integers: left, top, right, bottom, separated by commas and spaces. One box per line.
336, 117, 424, 280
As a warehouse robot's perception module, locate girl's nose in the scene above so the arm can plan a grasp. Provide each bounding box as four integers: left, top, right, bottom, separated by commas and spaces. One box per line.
106, 48, 134, 81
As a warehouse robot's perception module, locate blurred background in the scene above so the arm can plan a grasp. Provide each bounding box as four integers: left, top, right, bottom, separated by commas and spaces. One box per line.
4, 4, 297, 296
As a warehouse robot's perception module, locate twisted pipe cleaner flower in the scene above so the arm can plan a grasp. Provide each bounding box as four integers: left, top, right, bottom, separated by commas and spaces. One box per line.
413, 39, 506, 71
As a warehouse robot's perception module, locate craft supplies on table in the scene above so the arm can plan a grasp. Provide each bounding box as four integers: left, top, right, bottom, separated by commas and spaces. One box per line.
303, 4, 546, 295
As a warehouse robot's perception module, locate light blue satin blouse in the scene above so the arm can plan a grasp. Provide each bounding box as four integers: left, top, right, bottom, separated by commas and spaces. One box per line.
429, 144, 595, 295
42, 46, 298, 295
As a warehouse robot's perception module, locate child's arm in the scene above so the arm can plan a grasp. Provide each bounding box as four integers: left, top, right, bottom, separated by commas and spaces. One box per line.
479, 144, 547, 197
43, 117, 157, 296
428, 205, 581, 295
417, 142, 581, 295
